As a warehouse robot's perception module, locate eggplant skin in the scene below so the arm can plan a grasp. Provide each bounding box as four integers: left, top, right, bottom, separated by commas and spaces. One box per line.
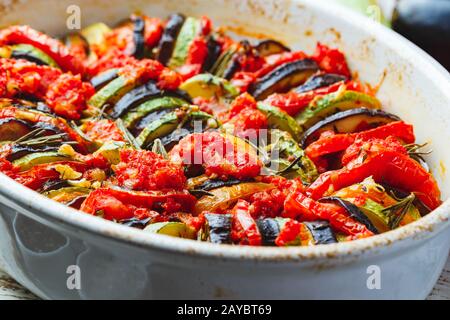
256, 218, 280, 246
131, 16, 146, 59
300, 108, 401, 148
249, 59, 319, 100
10, 52, 48, 66
304, 221, 337, 245
156, 13, 186, 65
254, 39, 291, 57
195, 178, 246, 192
393, 0, 450, 70
295, 73, 347, 94
90, 69, 119, 90
320, 197, 379, 234
203, 37, 222, 72
204, 214, 233, 244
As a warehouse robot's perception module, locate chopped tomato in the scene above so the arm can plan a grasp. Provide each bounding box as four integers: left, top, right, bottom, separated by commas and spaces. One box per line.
0, 25, 85, 74
312, 42, 351, 78
113, 149, 187, 191
231, 200, 262, 246
169, 132, 263, 180
83, 119, 125, 143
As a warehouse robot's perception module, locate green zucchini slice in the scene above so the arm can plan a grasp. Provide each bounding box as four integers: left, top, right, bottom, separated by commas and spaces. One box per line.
257, 103, 303, 139
13, 151, 70, 171
168, 17, 202, 68
135, 111, 182, 149
179, 73, 239, 99
144, 222, 197, 239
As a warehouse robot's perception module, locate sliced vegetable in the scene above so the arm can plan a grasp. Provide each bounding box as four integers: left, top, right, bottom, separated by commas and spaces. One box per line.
257, 103, 302, 139
88, 76, 131, 110
179, 73, 239, 99
304, 220, 338, 245
168, 17, 201, 68
300, 108, 401, 148
144, 222, 197, 239
202, 213, 233, 244
90, 68, 119, 90
203, 36, 222, 72
0, 118, 34, 141
135, 111, 182, 149
13, 151, 70, 171
296, 90, 382, 131
156, 14, 186, 65
9, 44, 59, 68
131, 15, 146, 59
194, 182, 275, 215
254, 40, 290, 57
44, 187, 91, 205
295, 73, 347, 93
256, 218, 280, 246
250, 59, 319, 100
80, 22, 111, 47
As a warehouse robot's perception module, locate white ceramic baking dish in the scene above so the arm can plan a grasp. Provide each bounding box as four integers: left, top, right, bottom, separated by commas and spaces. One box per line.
0, 0, 449, 299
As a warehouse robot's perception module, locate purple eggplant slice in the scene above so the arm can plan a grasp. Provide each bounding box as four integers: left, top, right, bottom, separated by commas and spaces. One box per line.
90, 69, 119, 90
320, 197, 379, 234
257, 218, 280, 246
203, 37, 222, 72
254, 39, 291, 57
304, 220, 337, 245
300, 108, 401, 148
0, 118, 33, 141
131, 15, 146, 59
250, 59, 319, 100
203, 214, 233, 244
156, 13, 186, 65
295, 73, 347, 93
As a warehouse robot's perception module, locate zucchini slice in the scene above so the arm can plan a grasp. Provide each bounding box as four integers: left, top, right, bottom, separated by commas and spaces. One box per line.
44, 187, 91, 205
300, 108, 400, 148
257, 103, 302, 139
295, 73, 347, 93
202, 213, 233, 244
144, 222, 197, 239
250, 59, 319, 100
303, 221, 338, 245
210, 45, 238, 77
135, 111, 182, 149
168, 17, 202, 68
13, 151, 70, 171
295, 90, 382, 131
179, 73, 239, 99
8, 44, 59, 68
254, 39, 291, 57
122, 96, 187, 129
156, 13, 186, 65
80, 22, 112, 47
256, 218, 280, 246
88, 76, 132, 110
268, 129, 318, 183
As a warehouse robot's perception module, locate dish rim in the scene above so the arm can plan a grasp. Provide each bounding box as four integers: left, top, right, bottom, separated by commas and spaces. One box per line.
0, 0, 449, 262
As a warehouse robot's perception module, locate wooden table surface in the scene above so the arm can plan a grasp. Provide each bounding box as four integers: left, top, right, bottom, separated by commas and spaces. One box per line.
1, 254, 449, 300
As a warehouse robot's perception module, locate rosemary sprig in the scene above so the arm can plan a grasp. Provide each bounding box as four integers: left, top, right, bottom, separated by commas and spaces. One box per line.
14, 129, 76, 148
382, 192, 416, 229
115, 119, 141, 150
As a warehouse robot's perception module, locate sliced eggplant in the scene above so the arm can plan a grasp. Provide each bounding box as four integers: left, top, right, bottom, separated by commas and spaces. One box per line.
120, 217, 153, 229
7, 144, 60, 162
38, 180, 71, 193
256, 218, 280, 246
179, 73, 239, 99
300, 108, 401, 148
122, 96, 187, 130
295, 73, 347, 93
210, 45, 238, 78
110, 81, 191, 119
0, 118, 33, 142
250, 59, 319, 100
131, 15, 146, 59
296, 90, 382, 132
90, 69, 119, 90
254, 39, 290, 57
381, 184, 431, 217
156, 13, 186, 65
203, 37, 222, 72
304, 220, 337, 245
193, 178, 245, 192
320, 196, 379, 234
132, 108, 175, 135
203, 213, 233, 244
257, 103, 302, 139
144, 222, 197, 239
168, 17, 202, 68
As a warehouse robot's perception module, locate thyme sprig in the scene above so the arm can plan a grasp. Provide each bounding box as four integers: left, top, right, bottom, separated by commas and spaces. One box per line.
382, 192, 416, 229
